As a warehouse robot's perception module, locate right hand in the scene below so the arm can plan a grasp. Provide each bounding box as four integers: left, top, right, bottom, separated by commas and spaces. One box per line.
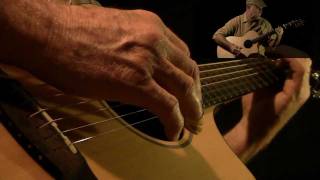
230, 44, 243, 57
8, 4, 203, 141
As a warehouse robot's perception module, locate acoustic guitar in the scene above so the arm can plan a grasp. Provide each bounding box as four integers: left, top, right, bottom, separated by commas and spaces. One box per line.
217, 19, 305, 58
0, 56, 319, 179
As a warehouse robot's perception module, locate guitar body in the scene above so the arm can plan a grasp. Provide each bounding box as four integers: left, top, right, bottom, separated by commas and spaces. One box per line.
217, 31, 262, 58
0, 123, 53, 179
0, 64, 254, 179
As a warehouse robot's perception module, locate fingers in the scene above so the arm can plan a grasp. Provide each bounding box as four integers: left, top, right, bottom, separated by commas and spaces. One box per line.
118, 12, 203, 139
230, 44, 242, 56
153, 57, 203, 134
151, 34, 203, 136
163, 40, 203, 132
134, 79, 184, 141
275, 27, 284, 34
281, 58, 312, 101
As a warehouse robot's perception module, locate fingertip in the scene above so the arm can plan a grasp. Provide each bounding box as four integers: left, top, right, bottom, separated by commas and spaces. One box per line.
163, 103, 185, 141
165, 127, 181, 141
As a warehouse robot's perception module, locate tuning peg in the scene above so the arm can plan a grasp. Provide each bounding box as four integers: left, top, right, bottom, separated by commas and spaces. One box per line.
312, 71, 320, 80
311, 71, 320, 99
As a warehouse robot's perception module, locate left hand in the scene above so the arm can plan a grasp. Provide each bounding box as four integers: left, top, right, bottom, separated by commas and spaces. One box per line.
268, 27, 284, 47
241, 58, 311, 157
270, 27, 284, 40
275, 27, 284, 37
241, 57, 311, 137
224, 46, 312, 161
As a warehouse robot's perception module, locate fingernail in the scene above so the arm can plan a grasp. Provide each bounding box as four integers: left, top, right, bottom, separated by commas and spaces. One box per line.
165, 105, 184, 141
165, 126, 181, 141
192, 86, 203, 118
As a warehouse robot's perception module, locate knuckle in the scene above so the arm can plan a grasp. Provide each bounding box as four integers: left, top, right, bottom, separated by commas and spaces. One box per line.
141, 10, 163, 24
121, 58, 153, 87
181, 76, 194, 97
133, 9, 163, 26
145, 31, 163, 46
189, 60, 198, 74
179, 42, 191, 56
187, 59, 200, 78
304, 58, 312, 67
169, 102, 184, 129
133, 65, 153, 85
166, 96, 180, 112
160, 97, 184, 130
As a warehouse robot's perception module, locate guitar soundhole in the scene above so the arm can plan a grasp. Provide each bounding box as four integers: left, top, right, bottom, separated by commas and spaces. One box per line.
107, 101, 170, 141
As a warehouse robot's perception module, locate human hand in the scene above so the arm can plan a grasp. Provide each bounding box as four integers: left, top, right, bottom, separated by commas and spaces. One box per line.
229, 44, 243, 57
275, 27, 284, 37
241, 57, 311, 136
270, 27, 284, 42
224, 46, 311, 160
9, 5, 203, 141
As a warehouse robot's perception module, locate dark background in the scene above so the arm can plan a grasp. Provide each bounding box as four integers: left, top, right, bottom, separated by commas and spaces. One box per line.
100, 0, 319, 179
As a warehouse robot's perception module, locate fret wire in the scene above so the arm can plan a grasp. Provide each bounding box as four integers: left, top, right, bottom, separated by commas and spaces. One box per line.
200, 60, 268, 78
203, 68, 277, 97
200, 65, 268, 85
202, 69, 279, 107
205, 68, 278, 95
200, 62, 274, 86
200, 62, 276, 86
201, 62, 278, 107
198, 57, 262, 69
202, 71, 261, 88
198, 58, 270, 72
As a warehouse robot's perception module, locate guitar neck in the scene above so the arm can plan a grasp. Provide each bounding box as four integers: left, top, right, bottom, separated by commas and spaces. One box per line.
250, 19, 304, 44
199, 58, 282, 108
251, 29, 276, 43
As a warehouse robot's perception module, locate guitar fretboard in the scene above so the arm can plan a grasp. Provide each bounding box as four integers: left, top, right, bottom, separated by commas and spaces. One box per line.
199, 58, 281, 108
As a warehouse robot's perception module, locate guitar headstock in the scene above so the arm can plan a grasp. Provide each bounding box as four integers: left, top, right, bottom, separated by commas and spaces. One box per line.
311, 70, 320, 99
282, 19, 305, 29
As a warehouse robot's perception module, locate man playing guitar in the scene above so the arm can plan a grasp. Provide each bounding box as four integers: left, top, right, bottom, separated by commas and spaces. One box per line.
213, 0, 283, 58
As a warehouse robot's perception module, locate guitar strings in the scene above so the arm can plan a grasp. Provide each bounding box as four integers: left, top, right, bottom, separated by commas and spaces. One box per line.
198, 57, 266, 67
72, 116, 158, 144
30, 57, 270, 119
25, 58, 276, 144
31, 59, 272, 125
33, 59, 269, 127
29, 99, 93, 118
199, 60, 268, 76
202, 67, 276, 88
35, 63, 276, 145
70, 63, 274, 144
61, 108, 147, 133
